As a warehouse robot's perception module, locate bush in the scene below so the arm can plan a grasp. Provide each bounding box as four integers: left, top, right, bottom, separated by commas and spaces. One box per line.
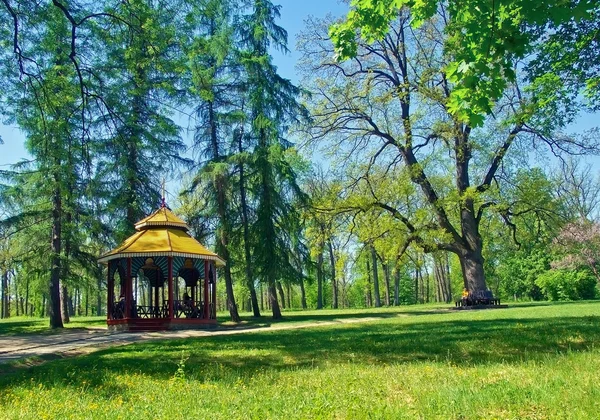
535, 269, 597, 301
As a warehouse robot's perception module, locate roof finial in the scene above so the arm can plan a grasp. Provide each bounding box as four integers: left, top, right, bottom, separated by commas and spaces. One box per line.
161, 178, 166, 208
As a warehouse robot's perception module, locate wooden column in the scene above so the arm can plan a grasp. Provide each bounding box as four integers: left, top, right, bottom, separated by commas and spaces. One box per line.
125, 258, 132, 318
204, 260, 209, 319
154, 285, 159, 316
168, 257, 174, 319
107, 264, 113, 321
211, 262, 217, 319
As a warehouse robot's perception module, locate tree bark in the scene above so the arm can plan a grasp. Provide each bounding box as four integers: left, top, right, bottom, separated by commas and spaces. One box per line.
434, 253, 452, 303
299, 276, 307, 309
237, 130, 261, 317
394, 266, 400, 306
383, 263, 391, 306
276, 281, 286, 309
366, 257, 372, 307
269, 283, 281, 319
49, 183, 64, 329
1, 269, 8, 318
316, 243, 324, 309
371, 246, 381, 307
328, 240, 338, 309
61, 283, 71, 323
459, 249, 487, 292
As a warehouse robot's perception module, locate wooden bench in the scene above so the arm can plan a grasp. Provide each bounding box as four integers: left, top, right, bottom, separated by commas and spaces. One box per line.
455, 290, 500, 307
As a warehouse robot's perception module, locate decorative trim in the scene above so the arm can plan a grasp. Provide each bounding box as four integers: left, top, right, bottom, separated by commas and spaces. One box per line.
98, 251, 225, 266
134, 221, 188, 230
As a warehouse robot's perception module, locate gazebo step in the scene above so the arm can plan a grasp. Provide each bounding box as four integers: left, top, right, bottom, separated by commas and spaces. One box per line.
129, 325, 166, 331
128, 319, 169, 331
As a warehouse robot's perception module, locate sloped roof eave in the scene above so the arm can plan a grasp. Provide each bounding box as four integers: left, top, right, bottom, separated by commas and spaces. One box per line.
97, 251, 226, 266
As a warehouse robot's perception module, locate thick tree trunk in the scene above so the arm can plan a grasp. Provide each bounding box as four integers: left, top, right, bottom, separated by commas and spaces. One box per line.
49, 184, 63, 329
328, 240, 338, 309
459, 249, 487, 292
316, 244, 324, 309
371, 246, 381, 307
459, 200, 488, 293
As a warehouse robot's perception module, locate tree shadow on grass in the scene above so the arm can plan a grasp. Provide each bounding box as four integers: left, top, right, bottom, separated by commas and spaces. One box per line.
2, 311, 599, 395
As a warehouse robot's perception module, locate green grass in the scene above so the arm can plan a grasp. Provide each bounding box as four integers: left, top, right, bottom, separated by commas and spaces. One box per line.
0, 316, 106, 336
2, 301, 600, 419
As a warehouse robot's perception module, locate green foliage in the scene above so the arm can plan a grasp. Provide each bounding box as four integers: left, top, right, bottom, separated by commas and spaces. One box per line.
536, 269, 598, 301
330, 0, 599, 127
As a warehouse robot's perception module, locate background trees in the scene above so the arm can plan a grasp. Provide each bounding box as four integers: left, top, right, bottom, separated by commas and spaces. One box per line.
0, 1, 598, 326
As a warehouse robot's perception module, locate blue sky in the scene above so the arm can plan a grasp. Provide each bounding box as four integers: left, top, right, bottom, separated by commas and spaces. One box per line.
1, 0, 598, 178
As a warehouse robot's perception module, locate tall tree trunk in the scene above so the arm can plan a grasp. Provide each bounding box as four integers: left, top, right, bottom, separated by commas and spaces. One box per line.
61, 284, 70, 323
383, 263, 391, 306
286, 282, 291, 309
1, 269, 8, 318
434, 253, 452, 303
414, 265, 420, 304
316, 243, 324, 309
276, 281, 286, 309
366, 257, 372, 307
237, 130, 260, 317
299, 277, 307, 309
394, 266, 400, 306
49, 183, 64, 329
260, 282, 264, 311
371, 246, 381, 307
328, 240, 338, 309
97, 274, 103, 316
15, 280, 19, 316
24, 276, 30, 316
423, 262, 430, 303
269, 283, 281, 319
208, 102, 240, 323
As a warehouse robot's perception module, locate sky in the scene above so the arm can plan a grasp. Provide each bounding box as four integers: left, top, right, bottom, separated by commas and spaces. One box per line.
0, 0, 598, 189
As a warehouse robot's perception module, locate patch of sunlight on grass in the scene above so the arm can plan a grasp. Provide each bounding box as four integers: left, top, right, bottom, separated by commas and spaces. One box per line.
1, 301, 600, 418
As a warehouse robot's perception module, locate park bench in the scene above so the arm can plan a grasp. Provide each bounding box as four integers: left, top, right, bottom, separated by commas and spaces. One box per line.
455, 290, 500, 307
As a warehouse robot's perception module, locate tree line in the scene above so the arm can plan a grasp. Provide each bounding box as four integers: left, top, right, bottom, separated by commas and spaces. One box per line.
0, 0, 599, 327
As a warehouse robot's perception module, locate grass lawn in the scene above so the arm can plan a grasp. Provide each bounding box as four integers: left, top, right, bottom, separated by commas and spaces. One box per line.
0, 316, 107, 336
1, 301, 600, 419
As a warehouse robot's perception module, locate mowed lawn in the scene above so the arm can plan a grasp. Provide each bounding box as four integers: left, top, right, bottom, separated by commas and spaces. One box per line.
1, 302, 600, 419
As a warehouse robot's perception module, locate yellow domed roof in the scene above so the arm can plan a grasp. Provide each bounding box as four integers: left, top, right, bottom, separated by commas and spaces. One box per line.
97, 207, 225, 266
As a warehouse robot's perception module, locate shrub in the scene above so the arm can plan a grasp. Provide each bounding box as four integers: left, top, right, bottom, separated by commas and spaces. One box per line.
535, 269, 597, 301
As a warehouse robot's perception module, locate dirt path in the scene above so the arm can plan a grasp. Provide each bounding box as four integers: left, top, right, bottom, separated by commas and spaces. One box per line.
0, 317, 382, 365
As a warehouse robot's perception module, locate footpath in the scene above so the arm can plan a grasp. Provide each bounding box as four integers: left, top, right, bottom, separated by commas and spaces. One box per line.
0, 316, 380, 365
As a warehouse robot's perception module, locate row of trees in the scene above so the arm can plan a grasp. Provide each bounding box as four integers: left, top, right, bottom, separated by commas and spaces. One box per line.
0, 0, 599, 326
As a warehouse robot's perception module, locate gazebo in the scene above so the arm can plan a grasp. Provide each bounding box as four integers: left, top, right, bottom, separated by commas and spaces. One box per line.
97, 204, 225, 331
